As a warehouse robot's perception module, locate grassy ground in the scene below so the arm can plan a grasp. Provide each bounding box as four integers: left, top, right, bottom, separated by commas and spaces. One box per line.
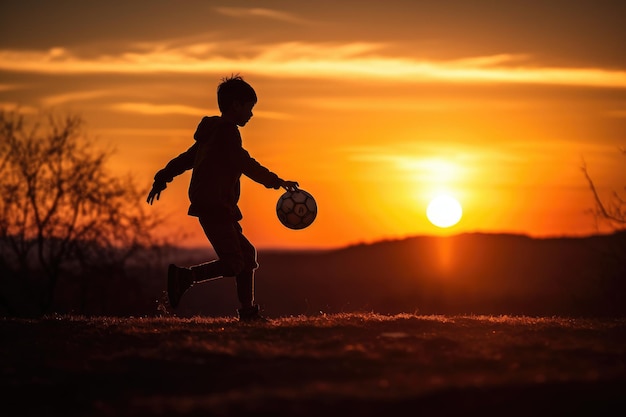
1, 313, 625, 416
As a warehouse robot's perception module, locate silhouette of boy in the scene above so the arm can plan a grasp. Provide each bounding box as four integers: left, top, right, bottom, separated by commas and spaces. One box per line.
147, 75, 298, 321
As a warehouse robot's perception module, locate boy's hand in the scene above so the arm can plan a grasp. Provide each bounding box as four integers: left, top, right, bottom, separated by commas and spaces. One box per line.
147, 181, 167, 205
281, 180, 299, 192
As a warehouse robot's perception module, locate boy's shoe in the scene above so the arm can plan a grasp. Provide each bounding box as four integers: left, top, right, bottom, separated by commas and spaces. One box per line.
237, 305, 267, 322
167, 264, 193, 309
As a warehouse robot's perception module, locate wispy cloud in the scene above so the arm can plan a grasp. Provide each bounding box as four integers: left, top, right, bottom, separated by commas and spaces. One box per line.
111, 102, 292, 119
299, 96, 529, 112
214, 7, 308, 24
347, 148, 468, 183
0, 42, 625, 89
94, 127, 192, 137
0, 83, 24, 92
41, 89, 117, 106
0, 102, 39, 114
111, 102, 207, 116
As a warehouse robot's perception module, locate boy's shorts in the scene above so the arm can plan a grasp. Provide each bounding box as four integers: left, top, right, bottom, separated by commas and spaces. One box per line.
198, 217, 258, 276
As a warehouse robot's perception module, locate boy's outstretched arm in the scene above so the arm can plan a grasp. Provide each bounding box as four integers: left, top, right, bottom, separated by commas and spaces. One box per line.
147, 143, 197, 205
239, 148, 300, 192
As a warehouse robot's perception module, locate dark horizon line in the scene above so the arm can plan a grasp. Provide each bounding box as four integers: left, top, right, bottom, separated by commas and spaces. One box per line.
174, 229, 626, 253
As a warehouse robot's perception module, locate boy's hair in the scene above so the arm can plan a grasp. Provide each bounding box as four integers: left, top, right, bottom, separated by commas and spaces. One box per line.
217, 75, 257, 112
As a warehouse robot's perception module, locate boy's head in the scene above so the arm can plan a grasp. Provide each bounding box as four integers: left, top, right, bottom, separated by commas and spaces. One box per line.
217, 75, 257, 113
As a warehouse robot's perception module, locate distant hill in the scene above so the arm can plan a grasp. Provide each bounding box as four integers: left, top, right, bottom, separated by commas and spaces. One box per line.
177, 232, 626, 318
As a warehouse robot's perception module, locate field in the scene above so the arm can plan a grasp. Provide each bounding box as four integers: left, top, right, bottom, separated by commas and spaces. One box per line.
2, 313, 625, 416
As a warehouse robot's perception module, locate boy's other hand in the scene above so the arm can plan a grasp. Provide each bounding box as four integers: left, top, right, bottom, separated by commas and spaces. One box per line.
281, 180, 299, 192
147, 181, 167, 205
147, 169, 173, 204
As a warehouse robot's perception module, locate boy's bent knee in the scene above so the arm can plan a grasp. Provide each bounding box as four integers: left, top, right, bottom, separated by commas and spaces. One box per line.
222, 257, 246, 277
229, 252, 258, 273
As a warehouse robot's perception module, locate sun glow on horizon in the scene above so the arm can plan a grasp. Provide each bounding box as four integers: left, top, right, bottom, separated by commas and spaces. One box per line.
427, 195, 463, 228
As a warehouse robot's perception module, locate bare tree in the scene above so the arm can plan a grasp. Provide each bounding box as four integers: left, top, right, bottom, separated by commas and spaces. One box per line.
581, 150, 626, 315
581, 149, 626, 230
0, 110, 162, 316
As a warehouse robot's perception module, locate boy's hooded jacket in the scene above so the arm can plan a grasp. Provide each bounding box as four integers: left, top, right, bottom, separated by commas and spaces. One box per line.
155, 116, 283, 221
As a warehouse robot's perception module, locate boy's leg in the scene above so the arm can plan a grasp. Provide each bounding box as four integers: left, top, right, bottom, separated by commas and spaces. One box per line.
169, 218, 246, 309
235, 270, 254, 308
167, 264, 194, 308
235, 230, 267, 321
192, 217, 246, 281
185, 217, 262, 320
234, 232, 259, 308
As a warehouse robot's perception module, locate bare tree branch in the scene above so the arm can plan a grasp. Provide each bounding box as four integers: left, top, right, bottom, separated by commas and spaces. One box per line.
581, 155, 626, 229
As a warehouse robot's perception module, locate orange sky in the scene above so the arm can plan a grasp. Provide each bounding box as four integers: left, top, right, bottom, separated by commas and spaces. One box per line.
1, 1, 625, 249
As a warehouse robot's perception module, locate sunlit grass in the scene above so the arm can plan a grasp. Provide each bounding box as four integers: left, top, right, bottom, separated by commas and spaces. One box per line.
32, 311, 624, 328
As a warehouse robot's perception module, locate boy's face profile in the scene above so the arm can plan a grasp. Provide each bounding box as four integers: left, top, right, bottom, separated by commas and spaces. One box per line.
231, 101, 255, 127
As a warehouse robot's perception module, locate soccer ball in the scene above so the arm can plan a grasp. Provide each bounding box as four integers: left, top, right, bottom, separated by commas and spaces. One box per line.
276, 189, 317, 230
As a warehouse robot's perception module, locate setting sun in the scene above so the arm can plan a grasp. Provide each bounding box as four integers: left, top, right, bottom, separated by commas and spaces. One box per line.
427, 195, 463, 228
